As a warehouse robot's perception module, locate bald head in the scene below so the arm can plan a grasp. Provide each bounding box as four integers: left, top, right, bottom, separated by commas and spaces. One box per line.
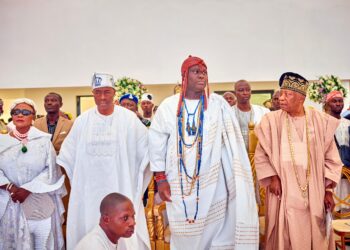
234, 79, 251, 105
234, 79, 250, 90
99, 193, 136, 243
100, 193, 131, 216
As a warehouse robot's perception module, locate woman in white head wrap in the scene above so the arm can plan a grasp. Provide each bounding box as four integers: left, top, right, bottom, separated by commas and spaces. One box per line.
0, 98, 66, 249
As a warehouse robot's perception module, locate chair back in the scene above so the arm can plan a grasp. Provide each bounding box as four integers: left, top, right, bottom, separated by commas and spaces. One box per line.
333, 167, 350, 218
248, 122, 266, 216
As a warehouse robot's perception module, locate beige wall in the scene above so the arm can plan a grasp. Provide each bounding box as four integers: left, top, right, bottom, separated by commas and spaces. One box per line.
0, 81, 278, 121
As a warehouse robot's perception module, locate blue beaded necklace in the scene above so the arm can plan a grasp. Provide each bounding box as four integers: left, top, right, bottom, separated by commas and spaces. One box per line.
177, 95, 205, 223
184, 99, 201, 136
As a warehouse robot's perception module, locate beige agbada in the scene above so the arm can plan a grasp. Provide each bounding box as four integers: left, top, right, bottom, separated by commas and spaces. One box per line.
255, 108, 342, 250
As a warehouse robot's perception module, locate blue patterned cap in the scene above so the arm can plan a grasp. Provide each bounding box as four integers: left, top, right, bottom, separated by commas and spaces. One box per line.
119, 93, 139, 104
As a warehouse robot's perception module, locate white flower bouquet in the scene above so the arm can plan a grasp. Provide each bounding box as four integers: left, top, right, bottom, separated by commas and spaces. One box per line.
307, 75, 347, 103
115, 77, 147, 100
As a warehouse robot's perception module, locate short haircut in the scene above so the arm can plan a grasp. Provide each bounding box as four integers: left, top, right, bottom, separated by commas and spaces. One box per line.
100, 193, 131, 215
234, 79, 250, 89
46, 92, 62, 104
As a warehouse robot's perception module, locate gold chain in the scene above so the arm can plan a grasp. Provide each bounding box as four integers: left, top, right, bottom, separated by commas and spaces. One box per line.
286, 110, 311, 207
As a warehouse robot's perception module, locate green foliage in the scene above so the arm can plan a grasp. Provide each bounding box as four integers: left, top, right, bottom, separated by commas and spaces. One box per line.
115, 77, 147, 100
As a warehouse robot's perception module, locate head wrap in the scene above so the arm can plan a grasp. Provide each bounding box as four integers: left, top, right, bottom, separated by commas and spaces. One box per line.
141, 93, 153, 103
279, 72, 309, 96
92, 73, 115, 90
119, 93, 139, 105
10, 98, 37, 114
326, 90, 343, 103
177, 55, 210, 116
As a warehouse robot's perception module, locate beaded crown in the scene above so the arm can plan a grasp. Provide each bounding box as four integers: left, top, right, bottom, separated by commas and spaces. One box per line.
279, 72, 309, 96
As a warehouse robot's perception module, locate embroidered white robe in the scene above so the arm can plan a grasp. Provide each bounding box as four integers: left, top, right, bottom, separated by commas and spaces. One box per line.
149, 93, 259, 250
0, 127, 65, 250
57, 106, 151, 250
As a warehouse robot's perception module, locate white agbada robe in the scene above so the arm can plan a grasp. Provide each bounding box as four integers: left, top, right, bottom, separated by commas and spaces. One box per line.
75, 225, 117, 250
0, 127, 65, 250
149, 93, 259, 250
57, 105, 151, 250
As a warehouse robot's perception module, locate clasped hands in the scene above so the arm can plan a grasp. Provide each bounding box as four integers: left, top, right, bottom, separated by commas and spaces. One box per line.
8, 184, 31, 203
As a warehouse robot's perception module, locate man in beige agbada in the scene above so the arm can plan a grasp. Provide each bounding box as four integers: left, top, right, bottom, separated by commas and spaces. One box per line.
254, 72, 342, 250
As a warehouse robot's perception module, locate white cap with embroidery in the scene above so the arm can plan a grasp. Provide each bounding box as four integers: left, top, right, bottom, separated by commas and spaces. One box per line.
92, 73, 115, 89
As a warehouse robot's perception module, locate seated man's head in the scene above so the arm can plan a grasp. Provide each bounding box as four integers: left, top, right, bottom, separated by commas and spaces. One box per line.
99, 193, 135, 243
119, 94, 139, 113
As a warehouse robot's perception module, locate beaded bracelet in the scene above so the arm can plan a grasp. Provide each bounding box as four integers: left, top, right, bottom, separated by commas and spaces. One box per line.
154, 174, 167, 182
6, 183, 13, 191
156, 179, 168, 185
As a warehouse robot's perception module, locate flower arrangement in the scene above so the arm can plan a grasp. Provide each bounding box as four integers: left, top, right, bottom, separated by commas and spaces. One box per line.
308, 75, 347, 103
114, 77, 147, 100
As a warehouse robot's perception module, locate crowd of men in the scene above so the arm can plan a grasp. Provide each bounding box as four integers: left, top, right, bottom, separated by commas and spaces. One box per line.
0, 55, 349, 250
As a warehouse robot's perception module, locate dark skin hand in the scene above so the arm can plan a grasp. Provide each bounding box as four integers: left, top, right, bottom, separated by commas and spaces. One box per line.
155, 172, 172, 202
324, 190, 335, 212
269, 175, 282, 200
269, 175, 336, 211
0, 184, 31, 203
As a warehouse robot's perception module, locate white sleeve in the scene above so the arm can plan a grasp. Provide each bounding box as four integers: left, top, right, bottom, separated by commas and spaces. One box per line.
148, 103, 170, 172
57, 117, 81, 181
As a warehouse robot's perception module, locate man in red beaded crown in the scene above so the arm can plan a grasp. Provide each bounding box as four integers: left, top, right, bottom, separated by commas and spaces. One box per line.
149, 56, 258, 250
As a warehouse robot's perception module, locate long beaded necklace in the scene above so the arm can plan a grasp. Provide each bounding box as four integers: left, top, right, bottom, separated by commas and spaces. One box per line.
286, 110, 311, 207
184, 99, 201, 136
177, 95, 204, 223
13, 129, 29, 153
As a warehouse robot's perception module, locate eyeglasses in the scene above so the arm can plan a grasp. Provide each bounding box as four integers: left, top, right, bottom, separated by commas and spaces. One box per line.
11, 109, 34, 116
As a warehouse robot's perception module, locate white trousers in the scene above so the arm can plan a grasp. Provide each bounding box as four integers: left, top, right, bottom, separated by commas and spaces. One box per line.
27, 217, 54, 250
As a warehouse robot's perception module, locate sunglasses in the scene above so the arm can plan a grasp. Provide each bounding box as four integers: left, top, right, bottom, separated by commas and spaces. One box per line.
11, 109, 34, 116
